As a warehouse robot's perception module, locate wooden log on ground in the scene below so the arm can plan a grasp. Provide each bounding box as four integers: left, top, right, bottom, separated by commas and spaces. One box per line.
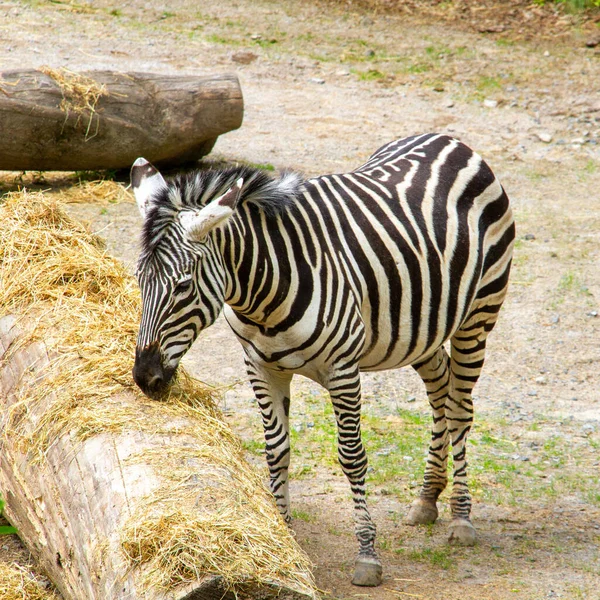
0, 69, 243, 171
0, 193, 317, 600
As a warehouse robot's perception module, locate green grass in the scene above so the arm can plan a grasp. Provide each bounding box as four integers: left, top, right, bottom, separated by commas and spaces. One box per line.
534, 0, 600, 9
292, 508, 317, 523
408, 546, 453, 569
354, 68, 386, 81
0, 495, 17, 536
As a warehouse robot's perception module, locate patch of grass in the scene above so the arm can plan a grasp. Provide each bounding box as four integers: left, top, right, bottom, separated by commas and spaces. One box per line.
243, 438, 264, 456
408, 546, 453, 570
404, 62, 432, 74
496, 38, 516, 47
253, 38, 278, 48
246, 162, 275, 171
476, 75, 502, 93
534, 0, 600, 10
205, 33, 242, 46
292, 508, 317, 523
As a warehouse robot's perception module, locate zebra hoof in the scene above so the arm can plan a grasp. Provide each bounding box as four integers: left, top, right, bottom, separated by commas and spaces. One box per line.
448, 518, 477, 546
405, 497, 438, 525
352, 555, 383, 587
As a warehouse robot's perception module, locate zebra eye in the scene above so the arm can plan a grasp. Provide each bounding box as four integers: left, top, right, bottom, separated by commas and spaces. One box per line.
174, 278, 193, 295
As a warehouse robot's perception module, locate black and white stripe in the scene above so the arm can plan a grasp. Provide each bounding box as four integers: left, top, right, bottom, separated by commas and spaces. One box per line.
132, 133, 515, 585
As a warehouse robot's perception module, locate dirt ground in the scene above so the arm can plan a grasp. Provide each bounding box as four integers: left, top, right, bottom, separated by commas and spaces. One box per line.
1, 0, 600, 599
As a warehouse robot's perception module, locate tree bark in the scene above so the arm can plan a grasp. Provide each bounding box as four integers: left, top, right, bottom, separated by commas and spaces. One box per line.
0, 70, 243, 171
0, 315, 316, 600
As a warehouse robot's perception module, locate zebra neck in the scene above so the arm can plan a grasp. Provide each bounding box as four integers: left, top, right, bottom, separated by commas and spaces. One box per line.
218, 208, 311, 329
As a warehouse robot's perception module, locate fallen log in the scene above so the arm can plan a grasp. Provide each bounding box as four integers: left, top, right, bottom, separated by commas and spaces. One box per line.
0, 192, 317, 600
0, 69, 243, 171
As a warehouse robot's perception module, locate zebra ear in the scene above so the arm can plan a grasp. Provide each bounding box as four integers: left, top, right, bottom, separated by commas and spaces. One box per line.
131, 157, 167, 218
180, 178, 243, 243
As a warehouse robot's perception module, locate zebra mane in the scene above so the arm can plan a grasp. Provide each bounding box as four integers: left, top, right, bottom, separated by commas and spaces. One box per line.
140, 165, 304, 255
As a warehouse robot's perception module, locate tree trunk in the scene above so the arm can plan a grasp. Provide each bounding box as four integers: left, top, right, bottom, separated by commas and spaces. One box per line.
0, 314, 316, 600
0, 69, 243, 171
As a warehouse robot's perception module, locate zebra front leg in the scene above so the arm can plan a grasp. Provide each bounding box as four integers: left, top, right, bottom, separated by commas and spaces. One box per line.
245, 360, 293, 523
408, 347, 451, 526
328, 364, 382, 587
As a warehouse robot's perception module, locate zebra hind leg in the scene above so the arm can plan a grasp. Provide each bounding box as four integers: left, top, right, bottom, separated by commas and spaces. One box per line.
445, 304, 502, 546
328, 364, 382, 587
408, 347, 451, 526
245, 360, 294, 523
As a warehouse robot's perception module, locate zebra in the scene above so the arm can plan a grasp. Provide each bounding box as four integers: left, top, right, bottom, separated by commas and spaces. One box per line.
131, 133, 515, 587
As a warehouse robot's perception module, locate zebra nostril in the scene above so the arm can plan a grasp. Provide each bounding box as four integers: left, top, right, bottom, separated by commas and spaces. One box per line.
147, 373, 164, 392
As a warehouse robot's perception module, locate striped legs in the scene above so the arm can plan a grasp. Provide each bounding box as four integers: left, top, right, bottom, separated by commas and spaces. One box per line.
328, 363, 382, 587
245, 359, 293, 522
407, 347, 451, 527
445, 302, 502, 545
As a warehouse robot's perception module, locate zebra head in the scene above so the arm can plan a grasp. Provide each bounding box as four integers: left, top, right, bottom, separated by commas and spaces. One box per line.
130, 158, 242, 399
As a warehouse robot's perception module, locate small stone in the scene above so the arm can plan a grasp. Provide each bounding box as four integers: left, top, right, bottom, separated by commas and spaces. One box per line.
250, 33, 261, 40
550, 315, 560, 324
585, 35, 600, 48
572, 137, 585, 145
537, 132, 553, 143
309, 78, 325, 85
527, 390, 538, 397
484, 99, 498, 108
445, 99, 455, 108
365, 49, 375, 58
433, 84, 445, 92
306, 421, 314, 428
336, 69, 350, 77
231, 50, 258, 64
587, 311, 598, 318
512, 454, 530, 462
582, 423, 596, 435
523, 233, 536, 240
478, 24, 505, 34
407, 395, 416, 403
403, 455, 414, 462
535, 376, 548, 385
544, 50, 550, 57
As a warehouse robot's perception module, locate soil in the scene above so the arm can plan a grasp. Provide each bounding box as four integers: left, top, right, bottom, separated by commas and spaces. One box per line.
1, 1, 599, 599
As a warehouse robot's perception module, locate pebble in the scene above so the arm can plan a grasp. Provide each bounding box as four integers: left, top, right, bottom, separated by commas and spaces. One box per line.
582, 423, 596, 435
523, 233, 536, 241
407, 395, 416, 403
309, 78, 325, 85
484, 99, 498, 108
231, 50, 258, 64
587, 311, 598, 318
527, 390, 538, 397
537, 132, 553, 143
512, 454, 530, 462
445, 99, 455, 108
535, 376, 548, 385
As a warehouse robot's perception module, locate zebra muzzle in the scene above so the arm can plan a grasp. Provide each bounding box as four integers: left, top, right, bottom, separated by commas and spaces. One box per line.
133, 343, 176, 400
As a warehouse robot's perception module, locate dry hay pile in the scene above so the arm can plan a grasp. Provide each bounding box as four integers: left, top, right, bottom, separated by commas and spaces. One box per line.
0, 191, 317, 598
0, 563, 59, 600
